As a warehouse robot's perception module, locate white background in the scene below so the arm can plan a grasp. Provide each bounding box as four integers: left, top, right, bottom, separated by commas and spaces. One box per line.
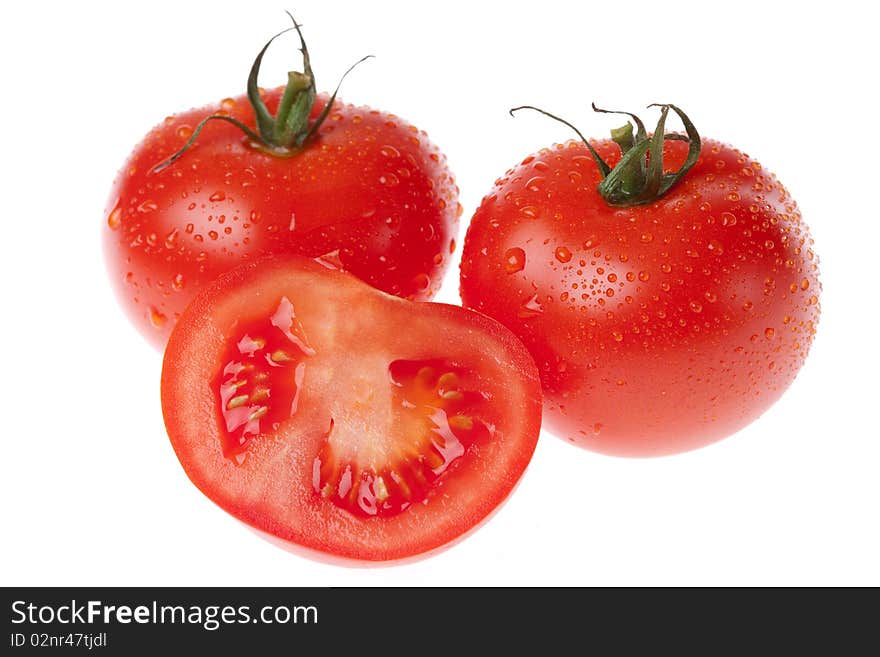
2, 0, 877, 586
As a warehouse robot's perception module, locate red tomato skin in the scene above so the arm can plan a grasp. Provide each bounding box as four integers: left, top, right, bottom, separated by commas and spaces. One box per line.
104, 90, 460, 349
161, 256, 542, 562
460, 138, 820, 457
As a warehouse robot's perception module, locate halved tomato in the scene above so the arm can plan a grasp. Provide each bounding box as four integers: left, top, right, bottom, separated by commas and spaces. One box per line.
160, 256, 541, 561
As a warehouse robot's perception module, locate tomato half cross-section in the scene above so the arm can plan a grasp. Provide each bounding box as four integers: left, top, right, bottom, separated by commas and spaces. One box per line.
460, 104, 821, 457
104, 17, 460, 349
160, 256, 542, 562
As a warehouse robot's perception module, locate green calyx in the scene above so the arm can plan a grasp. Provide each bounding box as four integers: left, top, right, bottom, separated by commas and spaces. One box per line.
509, 103, 701, 207
153, 13, 372, 172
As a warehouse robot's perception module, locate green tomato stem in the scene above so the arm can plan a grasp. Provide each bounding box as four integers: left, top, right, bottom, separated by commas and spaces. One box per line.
151, 13, 371, 173
510, 103, 702, 207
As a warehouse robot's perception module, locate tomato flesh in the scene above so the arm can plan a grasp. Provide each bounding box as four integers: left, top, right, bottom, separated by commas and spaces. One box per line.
313, 359, 493, 519
215, 297, 313, 461
161, 256, 541, 561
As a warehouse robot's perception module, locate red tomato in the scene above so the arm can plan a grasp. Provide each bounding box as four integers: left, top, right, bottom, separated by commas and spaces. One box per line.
161, 255, 541, 561
460, 105, 820, 457
104, 21, 459, 349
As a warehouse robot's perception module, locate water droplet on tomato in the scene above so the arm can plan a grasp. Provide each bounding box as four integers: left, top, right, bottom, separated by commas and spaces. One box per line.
209, 191, 226, 202
707, 239, 724, 255
554, 246, 572, 263
520, 206, 538, 218
220, 97, 236, 111
149, 306, 167, 328
379, 173, 400, 187
518, 294, 544, 318
504, 247, 526, 273
164, 228, 179, 248
137, 200, 157, 214
721, 212, 737, 227
765, 327, 775, 339
380, 145, 400, 158
640, 232, 653, 243
412, 273, 431, 291
107, 204, 122, 230
526, 176, 545, 192
172, 273, 185, 291
314, 249, 344, 270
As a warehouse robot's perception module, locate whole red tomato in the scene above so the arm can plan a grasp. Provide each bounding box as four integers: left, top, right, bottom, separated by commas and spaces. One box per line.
460, 104, 820, 457
104, 19, 459, 348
